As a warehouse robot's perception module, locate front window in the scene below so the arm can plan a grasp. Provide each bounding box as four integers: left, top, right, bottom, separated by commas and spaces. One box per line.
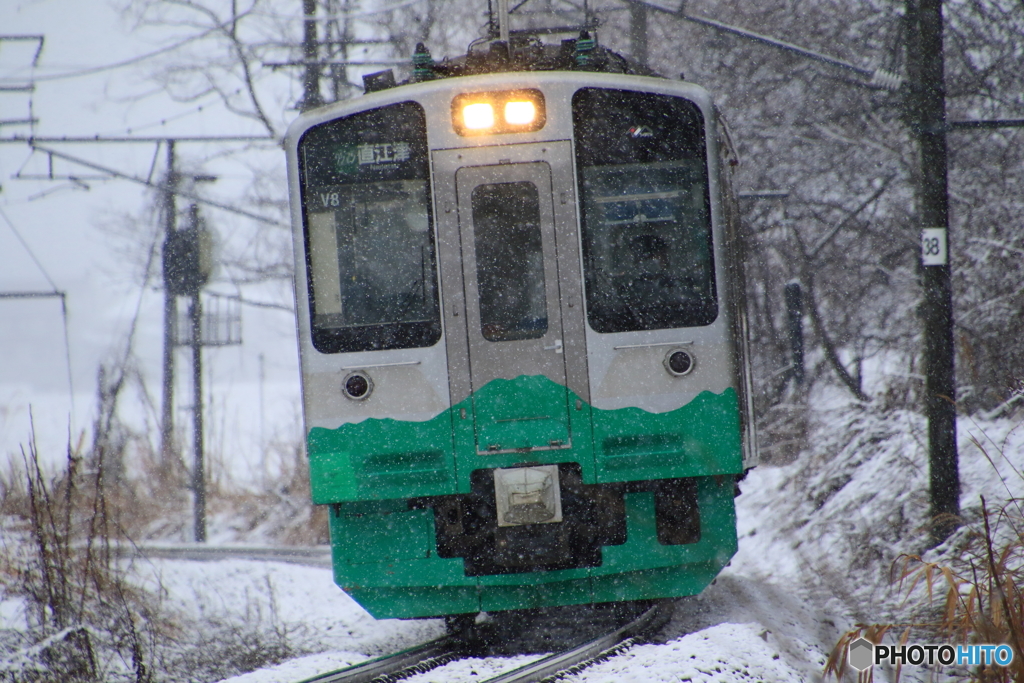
573, 88, 717, 333
299, 102, 441, 353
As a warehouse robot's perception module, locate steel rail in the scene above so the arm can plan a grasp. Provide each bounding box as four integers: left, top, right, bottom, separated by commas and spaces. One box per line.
481, 601, 673, 683
297, 636, 466, 683
114, 544, 332, 568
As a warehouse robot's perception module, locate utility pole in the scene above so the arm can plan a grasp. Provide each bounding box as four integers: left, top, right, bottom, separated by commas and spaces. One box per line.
905, 0, 959, 541
784, 281, 805, 386
299, 0, 324, 111
190, 281, 206, 542
629, 2, 649, 69
164, 201, 214, 542
326, 0, 352, 102
160, 141, 178, 464
259, 352, 266, 490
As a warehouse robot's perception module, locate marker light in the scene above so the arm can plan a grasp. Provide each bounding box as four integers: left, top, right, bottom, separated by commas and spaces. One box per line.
463, 102, 495, 130
504, 100, 536, 125
452, 89, 546, 136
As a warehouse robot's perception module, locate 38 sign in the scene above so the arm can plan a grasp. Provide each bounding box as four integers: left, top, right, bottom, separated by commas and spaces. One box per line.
921, 227, 948, 266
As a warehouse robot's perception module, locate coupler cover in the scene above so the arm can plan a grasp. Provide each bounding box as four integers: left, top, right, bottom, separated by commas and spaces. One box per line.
493, 465, 562, 527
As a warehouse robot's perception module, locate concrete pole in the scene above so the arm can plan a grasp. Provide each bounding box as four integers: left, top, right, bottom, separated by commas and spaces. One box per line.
191, 293, 206, 542
160, 141, 177, 463
300, 0, 324, 111
906, 0, 959, 541
629, 1, 648, 69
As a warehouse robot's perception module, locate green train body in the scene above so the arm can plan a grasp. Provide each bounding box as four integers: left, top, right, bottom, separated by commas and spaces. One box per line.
286, 40, 756, 620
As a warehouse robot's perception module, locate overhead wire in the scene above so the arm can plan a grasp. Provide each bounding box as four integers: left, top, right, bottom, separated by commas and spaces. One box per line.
7, 14, 255, 84
102, 87, 247, 137
0, 9, 302, 432
0, 204, 59, 292
249, 0, 426, 21
0, 205, 76, 423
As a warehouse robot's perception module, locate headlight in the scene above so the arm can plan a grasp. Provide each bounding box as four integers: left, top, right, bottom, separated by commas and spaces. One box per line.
462, 102, 495, 130
504, 100, 536, 125
452, 89, 546, 136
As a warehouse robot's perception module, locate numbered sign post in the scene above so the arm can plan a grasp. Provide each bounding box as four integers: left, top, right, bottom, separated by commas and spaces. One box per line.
921, 227, 948, 266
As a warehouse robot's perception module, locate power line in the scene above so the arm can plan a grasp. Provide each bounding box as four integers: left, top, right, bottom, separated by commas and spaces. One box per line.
6, 24, 230, 83
0, 290, 63, 299
25, 144, 287, 228
0, 135, 275, 144
0, 204, 59, 291
265, 59, 408, 67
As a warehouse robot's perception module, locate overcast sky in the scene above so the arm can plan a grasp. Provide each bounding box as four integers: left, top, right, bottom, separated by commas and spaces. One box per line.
1, 0, 303, 471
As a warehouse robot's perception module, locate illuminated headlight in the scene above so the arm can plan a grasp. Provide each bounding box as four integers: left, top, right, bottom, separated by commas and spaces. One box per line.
452, 89, 546, 136
504, 100, 536, 125
462, 102, 495, 130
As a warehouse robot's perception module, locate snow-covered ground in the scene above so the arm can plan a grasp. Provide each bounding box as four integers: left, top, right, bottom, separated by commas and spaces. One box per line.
83, 400, 1014, 683
3, 388, 1021, 682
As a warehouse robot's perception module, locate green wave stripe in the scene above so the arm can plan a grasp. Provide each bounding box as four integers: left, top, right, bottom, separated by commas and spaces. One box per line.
307, 375, 742, 504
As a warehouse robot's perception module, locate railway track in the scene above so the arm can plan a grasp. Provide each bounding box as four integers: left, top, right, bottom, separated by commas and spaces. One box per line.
133, 546, 674, 681
297, 601, 674, 683
125, 544, 332, 568
296, 635, 467, 683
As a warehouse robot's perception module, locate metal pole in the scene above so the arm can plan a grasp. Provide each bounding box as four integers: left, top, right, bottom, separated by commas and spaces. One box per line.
191, 293, 206, 543
496, 0, 510, 43
259, 352, 266, 490
332, 0, 350, 102
300, 0, 324, 111
160, 141, 177, 463
629, 1, 649, 68
784, 282, 805, 385
907, 0, 959, 541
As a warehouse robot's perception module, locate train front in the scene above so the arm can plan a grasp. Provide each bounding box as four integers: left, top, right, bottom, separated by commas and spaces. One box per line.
285, 46, 755, 620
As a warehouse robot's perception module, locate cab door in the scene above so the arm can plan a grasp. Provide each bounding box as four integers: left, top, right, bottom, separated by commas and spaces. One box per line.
434, 143, 582, 456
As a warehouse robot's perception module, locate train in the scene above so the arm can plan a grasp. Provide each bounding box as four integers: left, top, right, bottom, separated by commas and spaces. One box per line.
285, 25, 757, 624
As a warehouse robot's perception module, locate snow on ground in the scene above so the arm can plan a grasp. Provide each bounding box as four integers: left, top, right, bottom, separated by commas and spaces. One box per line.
136, 558, 444, 674
576, 574, 833, 683
3, 401, 1021, 682
210, 403, 1023, 683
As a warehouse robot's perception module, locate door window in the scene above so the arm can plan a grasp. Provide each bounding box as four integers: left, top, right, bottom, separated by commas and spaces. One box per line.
471, 182, 549, 342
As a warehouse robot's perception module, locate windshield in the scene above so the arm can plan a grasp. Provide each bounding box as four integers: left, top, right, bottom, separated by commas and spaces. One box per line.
573, 88, 717, 333
299, 102, 441, 353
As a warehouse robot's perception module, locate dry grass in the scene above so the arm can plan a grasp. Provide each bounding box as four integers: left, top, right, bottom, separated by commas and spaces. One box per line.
826, 417, 1024, 683
0, 423, 317, 681
827, 506, 1024, 680
0, 358, 326, 681
1, 420, 329, 547
204, 438, 329, 546
0, 425, 162, 682
827, 499, 1024, 682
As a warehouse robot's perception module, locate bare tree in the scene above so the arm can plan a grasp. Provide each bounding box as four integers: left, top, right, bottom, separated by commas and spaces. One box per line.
609, 0, 1024, 420
117, 0, 1024, 417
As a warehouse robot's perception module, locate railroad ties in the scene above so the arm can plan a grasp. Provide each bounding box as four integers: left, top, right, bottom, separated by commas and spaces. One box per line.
299, 601, 674, 683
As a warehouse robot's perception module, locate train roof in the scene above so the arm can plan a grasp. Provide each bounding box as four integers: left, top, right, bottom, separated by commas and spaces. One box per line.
364, 31, 661, 94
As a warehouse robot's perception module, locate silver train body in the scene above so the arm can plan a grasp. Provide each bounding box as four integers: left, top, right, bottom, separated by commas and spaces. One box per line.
285, 66, 757, 618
